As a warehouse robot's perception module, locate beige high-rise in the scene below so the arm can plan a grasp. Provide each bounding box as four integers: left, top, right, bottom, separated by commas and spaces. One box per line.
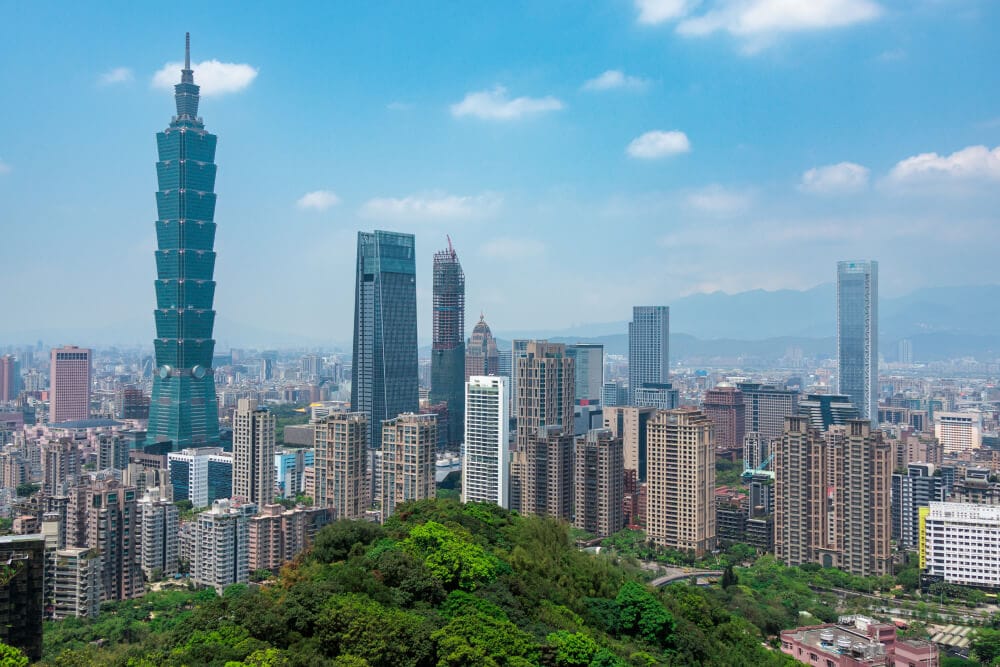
380, 413, 436, 521
602, 405, 655, 481
646, 408, 716, 556
574, 428, 624, 537
232, 398, 276, 506
314, 411, 368, 520
511, 341, 575, 518
774, 417, 891, 576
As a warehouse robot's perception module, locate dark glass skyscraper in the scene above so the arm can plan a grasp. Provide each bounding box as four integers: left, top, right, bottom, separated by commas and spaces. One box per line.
837, 260, 878, 425
149, 35, 220, 449
429, 240, 465, 447
351, 230, 419, 450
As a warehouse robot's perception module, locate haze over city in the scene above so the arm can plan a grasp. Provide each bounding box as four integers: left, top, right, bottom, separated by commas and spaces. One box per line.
2, 1, 999, 346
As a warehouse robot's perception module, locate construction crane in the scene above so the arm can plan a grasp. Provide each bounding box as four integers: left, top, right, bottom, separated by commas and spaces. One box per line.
742, 452, 775, 481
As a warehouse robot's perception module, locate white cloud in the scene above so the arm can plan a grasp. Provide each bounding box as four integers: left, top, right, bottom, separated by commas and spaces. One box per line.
626, 130, 691, 159
800, 162, 870, 194
635, 0, 697, 24
152, 60, 258, 96
686, 185, 753, 214
297, 190, 341, 211
677, 0, 883, 37
887, 145, 1000, 185
581, 70, 650, 92
450, 86, 563, 121
99, 67, 133, 85
479, 237, 546, 261
360, 192, 501, 222
0, 159, 10, 175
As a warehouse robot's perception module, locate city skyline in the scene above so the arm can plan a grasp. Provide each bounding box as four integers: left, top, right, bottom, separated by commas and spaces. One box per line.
2, 3, 999, 345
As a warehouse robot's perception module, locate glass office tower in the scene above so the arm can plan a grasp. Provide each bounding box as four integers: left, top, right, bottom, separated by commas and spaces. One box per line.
429, 240, 465, 447
837, 260, 878, 425
628, 306, 670, 406
351, 230, 419, 450
149, 34, 221, 449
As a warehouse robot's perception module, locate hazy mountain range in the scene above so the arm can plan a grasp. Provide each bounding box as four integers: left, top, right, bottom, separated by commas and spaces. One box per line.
4, 284, 999, 362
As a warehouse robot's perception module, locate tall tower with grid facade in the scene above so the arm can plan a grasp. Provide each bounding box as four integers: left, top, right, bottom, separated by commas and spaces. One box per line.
429, 239, 465, 446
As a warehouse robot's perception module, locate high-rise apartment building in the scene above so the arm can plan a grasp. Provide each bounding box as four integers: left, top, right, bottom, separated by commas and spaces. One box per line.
774, 417, 891, 576
566, 344, 604, 404
232, 398, 276, 506
380, 413, 436, 520
314, 411, 368, 520
248, 503, 333, 574
509, 339, 530, 421
892, 463, 945, 551
574, 428, 624, 538
48, 547, 101, 620
797, 393, 858, 431
702, 383, 745, 453
515, 341, 575, 445
98, 434, 129, 472
41, 439, 80, 496
602, 405, 655, 482
934, 412, 982, 454
115, 386, 150, 420
429, 241, 466, 447
192, 499, 255, 593
628, 306, 669, 405
85, 479, 143, 600
0, 535, 46, 660
0, 355, 18, 403
463, 376, 510, 508
49, 346, 91, 423
138, 491, 179, 579
646, 408, 716, 557
837, 260, 878, 425
465, 315, 500, 381
736, 382, 800, 447
351, 230, 419, 450
148, 36, 221, 449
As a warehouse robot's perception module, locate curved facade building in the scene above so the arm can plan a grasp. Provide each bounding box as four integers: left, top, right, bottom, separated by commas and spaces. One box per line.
149, 34, 220, 449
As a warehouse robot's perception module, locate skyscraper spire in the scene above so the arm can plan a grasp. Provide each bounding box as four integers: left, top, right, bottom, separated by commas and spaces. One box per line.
181, 32, 194, 84
174, 32, 200, 123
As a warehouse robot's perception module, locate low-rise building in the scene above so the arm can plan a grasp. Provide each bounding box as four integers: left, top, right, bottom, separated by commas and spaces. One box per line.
780, 615, 937, 667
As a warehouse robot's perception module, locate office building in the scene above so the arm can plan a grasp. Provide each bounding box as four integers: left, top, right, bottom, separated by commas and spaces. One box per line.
314, 411, 368, 520
429, 240, 466, 447
85, 479, 143, 600
602, 405, 655, 482
633, 383, 679, 410
566, 344, 604, 404
462, 376, 510, 507
921, 502, 1000, 589
192, 499, 255, 593
167, 447, 232, 508
702, 383, 745, 453
49, 346, 91, 423
0, 535, 45, 660
0, 355, 18, 403
601, 381, 629, 408
798, 393, 858, 431
934, 412, 982, 454
465, 314, 499, 381
380, 413, 436, 520
774, 417, 892, 576
232, 398, 276, 506
48, 547, 101, 619
138, 491, 179, 579
628, 306, 669, 405
646, 408, 716, 557
736, 382, 800, 447
574, 428, 624, 538
148, 36, 221, 449
351, 230, 419, 450
837, 260, 878, 424
892, 463, 945, 551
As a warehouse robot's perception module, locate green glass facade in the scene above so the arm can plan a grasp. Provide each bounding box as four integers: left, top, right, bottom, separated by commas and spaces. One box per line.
149, 36, 220, 449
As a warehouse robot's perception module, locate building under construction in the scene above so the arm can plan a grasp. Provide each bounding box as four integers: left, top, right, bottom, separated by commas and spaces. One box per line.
429, 238, 466, 447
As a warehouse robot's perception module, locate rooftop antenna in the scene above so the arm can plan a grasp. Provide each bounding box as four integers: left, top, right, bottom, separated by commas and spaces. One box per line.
185, 32, 191, 70
446, 234, 454, 256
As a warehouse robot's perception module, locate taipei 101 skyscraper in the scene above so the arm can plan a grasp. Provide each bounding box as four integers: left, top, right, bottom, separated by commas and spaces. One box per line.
148, 34, 220, 449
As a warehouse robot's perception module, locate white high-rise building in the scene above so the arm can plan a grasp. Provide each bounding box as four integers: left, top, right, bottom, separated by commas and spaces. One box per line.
922, 502, 1000, 588
628, 306, 669, 405
48, 547, 101, 619
232, 398, 276, 506
192, 499, 256, 593
463, 376, 510, 508
934, 412, 982, 454
138, 490, 179, 579
837, 260, 878, 425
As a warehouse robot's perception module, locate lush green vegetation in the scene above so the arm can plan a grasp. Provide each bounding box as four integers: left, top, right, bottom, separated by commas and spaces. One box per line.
270, 403, 312, 444
42, 499, 797, 666
714, 457, 745, 488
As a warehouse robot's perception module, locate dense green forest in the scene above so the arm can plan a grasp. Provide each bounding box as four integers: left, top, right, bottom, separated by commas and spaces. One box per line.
40, 499, 800, 666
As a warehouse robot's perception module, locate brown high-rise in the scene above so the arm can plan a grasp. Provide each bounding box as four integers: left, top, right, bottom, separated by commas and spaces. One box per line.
380, 413, 436, 521
314, 411, 368, 520
574, 428, 624, 537
702, 384, 745, 454
0, 355, 17, 403
49, 346, 91, 423
774, 417, 891, 576
646, 408, 716, 556
511, 341, 575, 519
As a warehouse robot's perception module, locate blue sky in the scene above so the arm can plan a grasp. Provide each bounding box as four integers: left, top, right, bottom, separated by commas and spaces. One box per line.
1, 0, 999, 347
